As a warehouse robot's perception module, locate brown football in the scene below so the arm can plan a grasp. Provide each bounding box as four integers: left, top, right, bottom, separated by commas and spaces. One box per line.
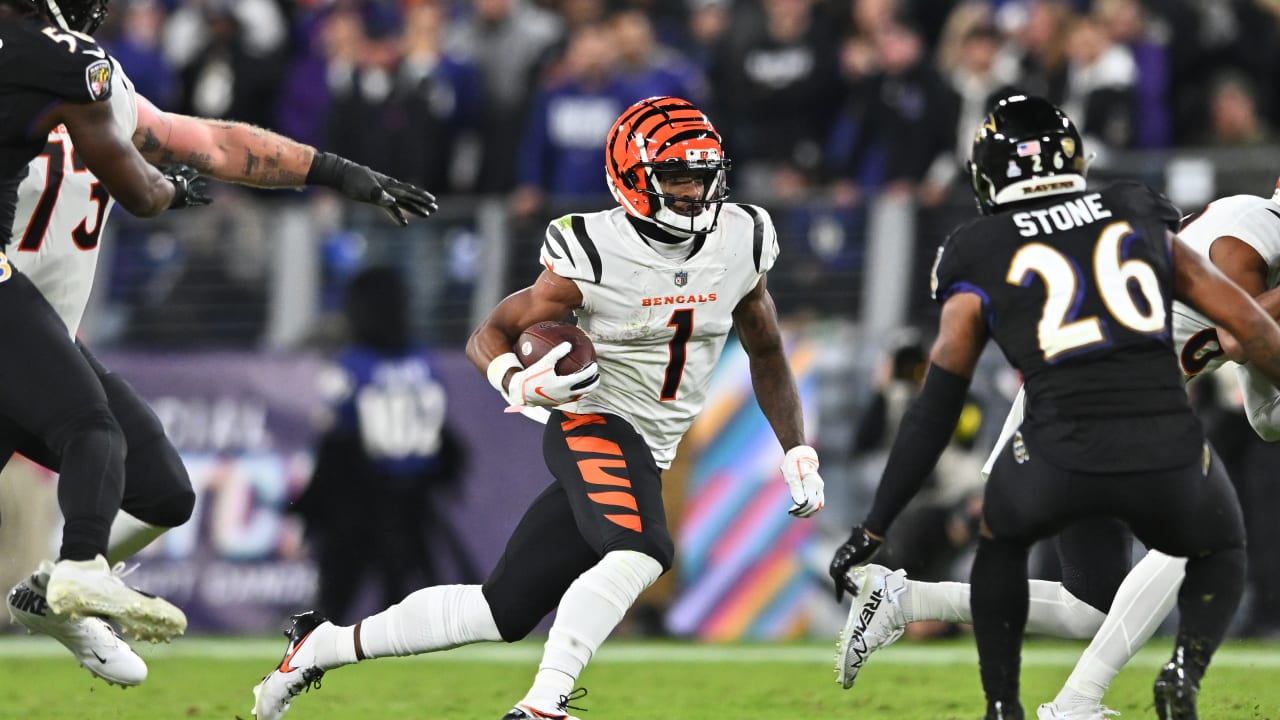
516, 321, 596, 374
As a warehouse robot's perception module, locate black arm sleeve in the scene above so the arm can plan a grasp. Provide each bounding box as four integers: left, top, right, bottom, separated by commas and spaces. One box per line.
862, 363, 971, 536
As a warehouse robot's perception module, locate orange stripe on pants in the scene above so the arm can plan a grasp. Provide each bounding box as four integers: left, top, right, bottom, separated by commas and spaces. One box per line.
604, 514, 643, 532
560, 412, 606, 432
587, 491, 638, 511
566, 436, 623, 456
576, 458, 631, 488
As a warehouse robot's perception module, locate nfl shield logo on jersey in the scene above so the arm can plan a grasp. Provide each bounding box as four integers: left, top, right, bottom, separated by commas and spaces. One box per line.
674, 270, 688, 287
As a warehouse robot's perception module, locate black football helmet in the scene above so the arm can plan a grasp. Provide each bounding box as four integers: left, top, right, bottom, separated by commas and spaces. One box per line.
19, 0, 109, 34
968, 94, 1086, 215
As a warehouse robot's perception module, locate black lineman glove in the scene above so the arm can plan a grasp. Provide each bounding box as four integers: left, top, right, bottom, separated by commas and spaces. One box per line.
829, 525, 883, 603
163, 165, 211, 209
306, 152, 439, 226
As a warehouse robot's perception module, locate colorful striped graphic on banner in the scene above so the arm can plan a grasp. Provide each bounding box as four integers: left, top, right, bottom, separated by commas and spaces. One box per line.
667, 337, 818, 640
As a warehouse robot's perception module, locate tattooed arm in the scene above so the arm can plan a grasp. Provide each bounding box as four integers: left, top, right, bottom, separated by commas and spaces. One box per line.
132, 95, 313, 187
734, 275, 806, 450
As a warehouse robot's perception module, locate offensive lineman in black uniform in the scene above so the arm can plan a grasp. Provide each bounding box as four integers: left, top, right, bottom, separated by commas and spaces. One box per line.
0, 0, 203, 640
833, 95, 1280, 720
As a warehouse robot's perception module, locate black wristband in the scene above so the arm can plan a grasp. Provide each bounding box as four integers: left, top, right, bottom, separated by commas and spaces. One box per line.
863, 362, 971, 536
305, 151, 354, 189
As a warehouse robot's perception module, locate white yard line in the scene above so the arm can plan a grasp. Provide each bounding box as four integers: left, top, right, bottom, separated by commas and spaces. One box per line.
1, 637, 1278, 668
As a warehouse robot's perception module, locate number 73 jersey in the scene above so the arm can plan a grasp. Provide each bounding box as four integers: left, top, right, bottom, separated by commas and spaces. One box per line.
931, 181, 1191, 429
540, 204, 779, 469
12, 56, 138, 338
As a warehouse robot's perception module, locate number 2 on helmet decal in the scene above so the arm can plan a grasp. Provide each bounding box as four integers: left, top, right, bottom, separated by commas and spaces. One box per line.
661, 308, 693, 401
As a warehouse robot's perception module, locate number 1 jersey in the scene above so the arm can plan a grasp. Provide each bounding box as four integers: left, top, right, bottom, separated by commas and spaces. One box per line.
540, 204, 780, 469
931, 181, 1200, 473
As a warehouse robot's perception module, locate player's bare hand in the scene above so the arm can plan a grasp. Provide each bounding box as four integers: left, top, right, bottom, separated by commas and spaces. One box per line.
829, 525, 882, 602
163, 165, 211, 209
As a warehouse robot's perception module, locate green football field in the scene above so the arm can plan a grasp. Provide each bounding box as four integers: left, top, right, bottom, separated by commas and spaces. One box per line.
2, 636, 1278, 719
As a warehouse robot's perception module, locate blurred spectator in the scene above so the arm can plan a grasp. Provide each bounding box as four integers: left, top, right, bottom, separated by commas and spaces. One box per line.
322, 7, 402, 179
1204, 71, 1273, 147
446, 0, 563, 193
1159, 0, 1280, 145
1094, 0, 1170, 148
1061, 13, 1137, 151
708, 0, 843, 196
933, 4, 1019, 199
685, 0, 729, 71
512, 24, 630, 216
175, 1, 289, 129
391, 1, 482, 193
610, 9, 705, 104
104, 0, 179, 110
832, 18, 959, 206
296, 267, 471, 625
1000, 0, 1074, 105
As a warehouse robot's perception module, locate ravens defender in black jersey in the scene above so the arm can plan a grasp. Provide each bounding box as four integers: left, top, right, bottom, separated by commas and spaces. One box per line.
0, 0, 200, 642
834, 94, 1280, 720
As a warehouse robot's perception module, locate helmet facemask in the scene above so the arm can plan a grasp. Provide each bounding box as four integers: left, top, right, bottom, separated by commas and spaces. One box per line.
639, 155, 731, 236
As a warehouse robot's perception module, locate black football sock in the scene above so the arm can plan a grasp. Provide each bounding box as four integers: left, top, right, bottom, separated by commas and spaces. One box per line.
51, 408, 126, 561
1172, 547, 1246, 684
972, 536, 1029, 719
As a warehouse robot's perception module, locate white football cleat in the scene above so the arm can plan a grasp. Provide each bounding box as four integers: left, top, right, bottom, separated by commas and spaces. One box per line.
501, 689, 588, 720
8, 573, 147, 687
45, 556, 186, 643
1037, 701, 1120, 720
252, 611, 329, 720
835, 564, 909, 690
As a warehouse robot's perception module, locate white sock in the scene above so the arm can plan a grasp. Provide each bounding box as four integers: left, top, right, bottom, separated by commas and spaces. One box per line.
1026, 580, 1105, 639
1056, 550, 1185, 706
106, 512, 168, 565
908, 579, 1103, 639
519, 551, 662, 710
315, 585, 501, 669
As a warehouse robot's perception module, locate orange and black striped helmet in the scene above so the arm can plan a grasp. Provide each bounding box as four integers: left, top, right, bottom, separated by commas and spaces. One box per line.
605, 96, 731, 235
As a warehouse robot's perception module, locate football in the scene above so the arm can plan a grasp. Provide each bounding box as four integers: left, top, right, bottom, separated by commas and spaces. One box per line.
516, 321, 596, 374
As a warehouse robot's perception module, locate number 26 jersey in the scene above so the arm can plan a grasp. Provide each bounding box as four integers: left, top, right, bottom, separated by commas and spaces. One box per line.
540, 203, 780, 469
931, 181, 1199, 473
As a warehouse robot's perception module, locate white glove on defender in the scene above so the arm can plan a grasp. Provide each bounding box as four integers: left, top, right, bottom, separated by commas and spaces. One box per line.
502, 342, 600, 410
781, 445, 824, 517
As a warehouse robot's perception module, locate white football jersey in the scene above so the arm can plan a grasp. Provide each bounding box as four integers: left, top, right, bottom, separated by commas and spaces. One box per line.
540, 204, 780, 468
11, 57, 138, 336
1172, 193, 1280, 380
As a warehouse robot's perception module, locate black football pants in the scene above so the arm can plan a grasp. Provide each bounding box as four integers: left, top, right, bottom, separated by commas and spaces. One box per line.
972, 437, 1245, 718
0, 269, 192, 559
482, 410, 674, 642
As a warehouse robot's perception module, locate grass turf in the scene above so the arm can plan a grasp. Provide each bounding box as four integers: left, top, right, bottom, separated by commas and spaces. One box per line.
1, 636, 1278, 719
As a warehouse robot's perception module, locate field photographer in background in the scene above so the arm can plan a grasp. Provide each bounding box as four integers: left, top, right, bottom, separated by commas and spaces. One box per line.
295, 267, 471, 626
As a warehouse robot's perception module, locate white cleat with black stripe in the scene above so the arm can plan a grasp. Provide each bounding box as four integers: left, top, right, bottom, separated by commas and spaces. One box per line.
834, 564, 909, 690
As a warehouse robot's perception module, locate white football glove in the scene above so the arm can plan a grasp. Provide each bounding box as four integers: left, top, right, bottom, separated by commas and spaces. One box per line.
781, 445, 824, 518
504, 342, 600, 410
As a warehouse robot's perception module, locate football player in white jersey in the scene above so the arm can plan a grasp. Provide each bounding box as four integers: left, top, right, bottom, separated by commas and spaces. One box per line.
248, 95, 826, 720
829, 179, 1280, 720
3, 0, 438, 688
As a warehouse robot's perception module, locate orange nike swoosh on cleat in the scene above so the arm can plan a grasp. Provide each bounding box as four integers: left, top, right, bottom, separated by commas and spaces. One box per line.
279, 631, 315, 673
517, 705, 567, 720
